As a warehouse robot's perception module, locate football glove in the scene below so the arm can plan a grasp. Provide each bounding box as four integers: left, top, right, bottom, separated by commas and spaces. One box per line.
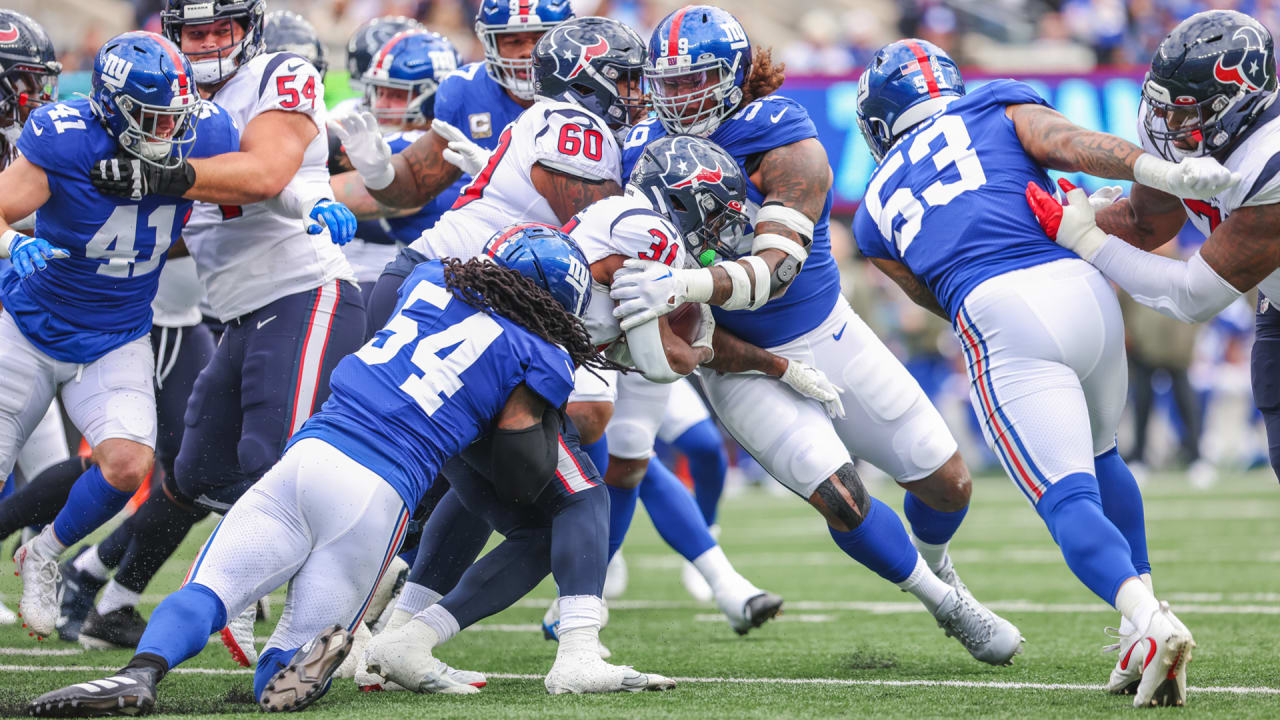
303, 198, 357, 245
91, 154, 196, 201
331, 111, 396, 190
1026, 178, 1109, 262
1133, 153, 1239, 200
610, 259, 714, 331
3, 231, 68, 277
432, 118, 491, 176
780, 359, 845, 419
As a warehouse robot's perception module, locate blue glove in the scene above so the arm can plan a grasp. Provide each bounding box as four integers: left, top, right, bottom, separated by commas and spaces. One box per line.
306, 199, 357, 246
7, 233, 69, 278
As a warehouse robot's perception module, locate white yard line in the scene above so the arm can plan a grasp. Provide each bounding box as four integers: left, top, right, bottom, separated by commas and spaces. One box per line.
512, 598, 1280, 615
1, 664, 1275, 695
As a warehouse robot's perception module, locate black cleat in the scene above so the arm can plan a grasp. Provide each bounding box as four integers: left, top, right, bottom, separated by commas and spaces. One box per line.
79, 607, 147, 650
736, 592, 784, 636
56, 548, 106, 643
28, 666, 158, 717
259, 625, 352, 712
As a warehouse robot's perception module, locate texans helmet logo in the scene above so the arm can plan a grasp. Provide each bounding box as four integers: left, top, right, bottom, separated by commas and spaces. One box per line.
1213, 26, 1271, 93
566, 36, 609, 79
0, 24, 19, 45
670, 164, 723, 189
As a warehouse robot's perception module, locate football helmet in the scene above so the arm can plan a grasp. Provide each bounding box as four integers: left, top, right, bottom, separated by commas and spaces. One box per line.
263, 10, 327, 78
346, 15, 423, 91
1142, 9, 1277, 161
484, 222, 591, 318
364, 30, 460, 127
856, 38, 965, 162
90, 31, 201, 168
646, 5, 751, 137
161, 0, 266, 87
629, 134, 748, 266
0, 10, 60, 150
475, 0, 574, 101
533, 17, 646, 135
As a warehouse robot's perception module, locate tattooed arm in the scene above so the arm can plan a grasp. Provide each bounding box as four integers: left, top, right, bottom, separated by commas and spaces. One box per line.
1199, 202, 1280, 291
330, 171, 423, 220
1095, 182, 1188, 251
530, 163, 623, 224
867, 257, 948, 319
1006, 104, 1145, 179
346, 130, 462, 209
704, 327, 789, 377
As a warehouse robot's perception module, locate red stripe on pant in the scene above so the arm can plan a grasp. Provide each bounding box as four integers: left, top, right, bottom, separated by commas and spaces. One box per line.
288, 281, 341, 436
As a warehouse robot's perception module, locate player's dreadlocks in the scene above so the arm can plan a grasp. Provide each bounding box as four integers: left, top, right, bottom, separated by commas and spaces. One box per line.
441, 257, 627, 375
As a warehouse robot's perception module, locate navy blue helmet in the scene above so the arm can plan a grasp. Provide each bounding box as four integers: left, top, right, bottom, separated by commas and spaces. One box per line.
0, 10, 60, 146
264, 10, 327, 78
346, 15, 423, 90
1142, 10, 1277, 161
646, 5, 752, 137
161, 0, 267, 87
484, 222, 591, 318
533, 17, 646, 134
856, 38, 965, 162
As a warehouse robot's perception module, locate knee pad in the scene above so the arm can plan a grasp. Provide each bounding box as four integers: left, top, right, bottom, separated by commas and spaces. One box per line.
814, 463, 871, 530
605, 419, 657, 461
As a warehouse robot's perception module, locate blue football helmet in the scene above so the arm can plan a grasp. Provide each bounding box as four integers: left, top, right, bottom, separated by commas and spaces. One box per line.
161, 0, 267, 87
364, 30, 461, 127
856, 38, 965, 162
264, 10, 327, 78
646, 5, 752, 137
484, 222, 592, 318
90, 31, 201, 169
475, 0, 574, 101
346, 15, 423, 92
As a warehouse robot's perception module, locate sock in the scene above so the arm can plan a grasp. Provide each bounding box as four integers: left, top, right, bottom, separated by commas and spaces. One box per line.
73, 545, 111, 582
691, 545, 752, 598
1094, 447, 1151, 575
30, 524, 66, 559
903, 493, 968, 571
51, 464, 133, 547
1120, 573, 1158, 636
557, 594, 602, 633
396, 582, 443, 615
254, 646, 297, 701
582, 434, 610, 478
96, 579, 142, 616
1114, 576, 1160, 631
895, 553, 954, 614
136, 583, 227, 671
415, 603, 460, 645
672, 420, 728, 526
639, 458, 717, 561
827, 497, 919, 584
1037, 473, 1139, 604
0, 458, 86, 542
606, 483, 638, 560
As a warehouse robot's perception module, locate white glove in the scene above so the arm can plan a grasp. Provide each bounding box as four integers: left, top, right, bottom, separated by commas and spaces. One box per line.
691, 304, 715, 362
1086, 185, 1124, 211
432, 118, 491, 176
331, 111, 396, 190
610, 258, 714, 331
780, 359, 845, 419
1133, 153, 1240, 200
1025, 178, 1109, 262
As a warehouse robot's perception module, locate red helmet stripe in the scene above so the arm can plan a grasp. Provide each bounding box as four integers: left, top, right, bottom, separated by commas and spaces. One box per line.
147, 31, 192, 95
373, 30, 414, 74
904, 39, 940, 99
486, 222, 558, 258
519, 0, 533, 16
667, 6, 691, 58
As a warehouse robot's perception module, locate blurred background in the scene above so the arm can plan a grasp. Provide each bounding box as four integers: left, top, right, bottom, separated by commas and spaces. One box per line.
9, 0, 1271, 486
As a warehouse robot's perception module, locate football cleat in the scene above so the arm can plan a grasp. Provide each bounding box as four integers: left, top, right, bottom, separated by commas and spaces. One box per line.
57, 548, 107, 642
334, 621, 371, 679
603, 550, 628, 600
544, 651, 676, 695
259, 625, 352, 712
1124, 601, 1194, 708
79, 607, 147, 650
720, 590, 784, 636
542, 598, 611, 659
932, 589, 1024, 666
365, 556, 408, 629
931, 553, 972, 600
221, 603, 258, 668
28, 665, 159, 717
14, 536, 62, 638
0, 597, 17, 625
362, 619, 480, 694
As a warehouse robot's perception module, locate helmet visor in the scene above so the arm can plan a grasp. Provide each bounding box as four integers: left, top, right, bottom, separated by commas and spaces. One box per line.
116, 92, 200, 168
1141, 80, 1228, 160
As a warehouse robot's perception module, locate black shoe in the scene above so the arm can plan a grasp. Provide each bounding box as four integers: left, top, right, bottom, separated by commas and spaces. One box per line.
79, 607, 147, 650
736, 592, 784, 636
56, 547, 107, 642
28, 665, 158, 717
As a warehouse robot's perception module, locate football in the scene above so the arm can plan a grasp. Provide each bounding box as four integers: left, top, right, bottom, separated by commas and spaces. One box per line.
667, 302, 703, 344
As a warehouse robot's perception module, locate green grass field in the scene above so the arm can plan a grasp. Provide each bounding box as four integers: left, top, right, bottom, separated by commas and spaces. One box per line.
0, 470, 1277, 718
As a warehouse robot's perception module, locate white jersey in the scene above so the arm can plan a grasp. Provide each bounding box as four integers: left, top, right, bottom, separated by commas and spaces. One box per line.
566, 192, 686, 348
151, 256, 203, 328
1142, 103, 1280, 298
408, 100, 621, 260
184, 52, 354, 321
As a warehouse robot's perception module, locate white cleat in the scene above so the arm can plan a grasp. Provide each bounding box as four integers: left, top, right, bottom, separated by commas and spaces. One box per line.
0, 598, 17, 626
603, 551, 628, 600
932, 554, 972, 599
220, 603, 259, 668
717, 588, 783, 636
365, 557, 408, 629
13, 538, 61, 638
542, 598, 611, 659
680, 561, 714, 603
544, 652, 676, 695
1124, 601, 1194, 708
362, 619, 481, 694
335, 622, 371, 679
932, 589, 1024, 666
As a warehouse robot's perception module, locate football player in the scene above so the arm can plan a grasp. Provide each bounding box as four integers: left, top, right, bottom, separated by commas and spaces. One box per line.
263, 10, 327, 79
856, 37, 1237, 705
611, 5, 1019, 664
27, 225, 653, 715
86, 0, 364, 667
0, 30, 239, 639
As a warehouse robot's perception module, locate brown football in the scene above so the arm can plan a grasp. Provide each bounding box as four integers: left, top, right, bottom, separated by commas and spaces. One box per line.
667, 303, 702, 344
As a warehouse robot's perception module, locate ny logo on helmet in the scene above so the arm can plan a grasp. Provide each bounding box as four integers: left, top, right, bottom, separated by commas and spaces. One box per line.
101, 53, 134, 89
1213, 26, 1271, 92
566, 35, 609, 79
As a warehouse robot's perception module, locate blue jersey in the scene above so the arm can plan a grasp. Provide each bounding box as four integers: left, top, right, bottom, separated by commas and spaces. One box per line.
354, 130, 454, 246
431, 62, 526, 218
621, 96, 841, 347
288, 260, 575, 510
1, 98, 239, 363
853, 80, 1075, 321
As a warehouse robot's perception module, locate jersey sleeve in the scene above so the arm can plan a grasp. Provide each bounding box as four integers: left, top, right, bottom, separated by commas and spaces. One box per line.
609, 208, 687, 267
529, 106, 621, 182
521, 340, 575, 408
253, 53, 326, 131
189, 101, 241, 158
620, 118, 663, 180
980, 79, 1050, 109
852, 204, 895, 260
1241, 152, 1280, 207
716, 95, 817, 156
17, 102, 92, 173
433, 69, 469, 132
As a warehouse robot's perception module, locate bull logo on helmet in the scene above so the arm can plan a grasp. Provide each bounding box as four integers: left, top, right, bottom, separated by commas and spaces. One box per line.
1213, 26, 1271, 93
0, 24, 19, 45
670, 163, 723, 189
565, 35, 609, 80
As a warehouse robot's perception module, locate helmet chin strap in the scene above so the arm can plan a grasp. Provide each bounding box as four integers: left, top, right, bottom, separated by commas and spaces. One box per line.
190, 44, 244, 86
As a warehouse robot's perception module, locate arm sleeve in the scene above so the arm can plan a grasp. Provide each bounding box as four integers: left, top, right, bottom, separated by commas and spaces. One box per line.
531, 107, 620, 182
522, 340, 576, 408
852, 204, 894, 260
254, 54, 326, 132
487, 408, 562, 503
1090, 234, 1242, 323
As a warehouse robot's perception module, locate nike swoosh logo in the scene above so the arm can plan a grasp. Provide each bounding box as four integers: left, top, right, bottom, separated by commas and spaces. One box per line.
657, 271, 672, 281
770, 109, 788, 123
257, 315, 278, 330
31, 123, 42, 136
832, 322, 847, 341
286, 61, 304, 72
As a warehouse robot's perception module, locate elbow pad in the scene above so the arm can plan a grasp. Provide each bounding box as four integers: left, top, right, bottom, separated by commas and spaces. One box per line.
752, 205, 814, 299
625, 316, 684, 383
480, 409, 563, 504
